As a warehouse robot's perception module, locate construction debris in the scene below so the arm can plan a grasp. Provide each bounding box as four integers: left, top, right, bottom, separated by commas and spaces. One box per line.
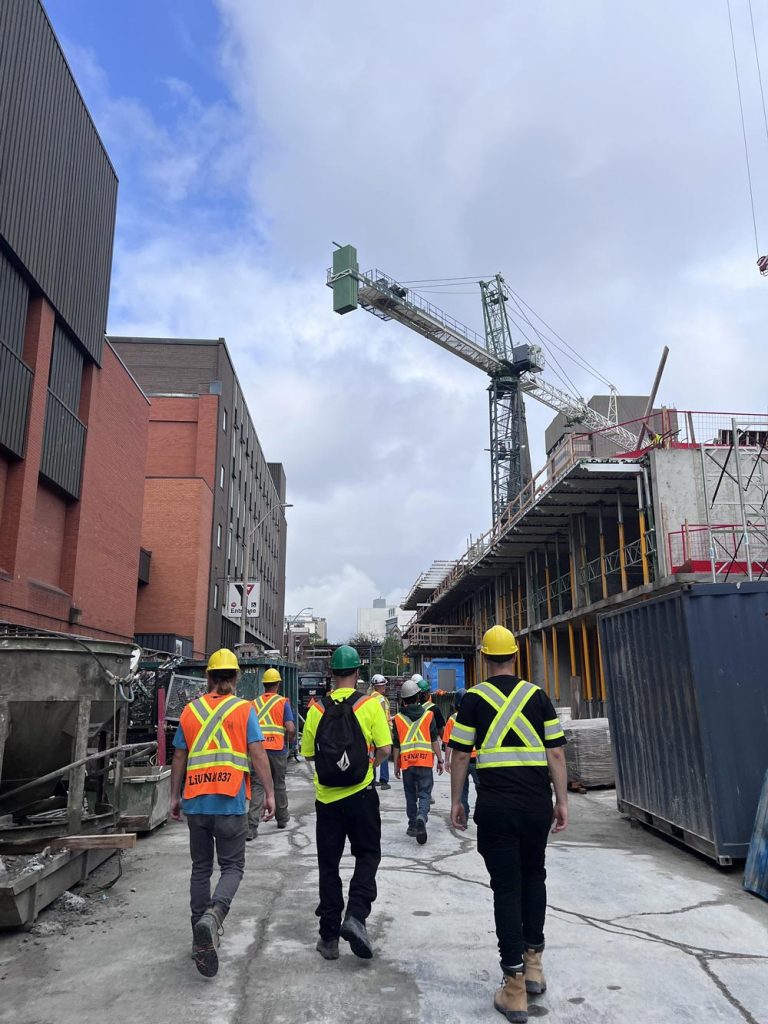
564, 718, 614, 789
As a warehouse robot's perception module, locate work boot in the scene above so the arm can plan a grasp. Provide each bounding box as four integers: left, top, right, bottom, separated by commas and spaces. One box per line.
277, 819, 289, 830
415, 815, 428, 845
494, 967, 528, 1023
193, 905, 225, 978
406, 825, 417, 837
340, 915, 373, 959
246, 830, 257, 842
316, 936, 339, 960
523, 948, 546, 995
380, 782, 391, 790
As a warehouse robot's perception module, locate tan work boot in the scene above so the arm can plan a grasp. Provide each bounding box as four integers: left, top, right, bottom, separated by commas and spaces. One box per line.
523, 948, 546, 995
494, 969, 528, 1023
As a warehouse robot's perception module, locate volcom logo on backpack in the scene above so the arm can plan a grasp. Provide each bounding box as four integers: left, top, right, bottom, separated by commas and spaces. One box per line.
314, 693, 370, 787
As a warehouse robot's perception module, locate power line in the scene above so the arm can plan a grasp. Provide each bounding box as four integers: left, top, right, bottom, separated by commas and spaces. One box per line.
726, 0, 761, 255
747, 0, 768, 150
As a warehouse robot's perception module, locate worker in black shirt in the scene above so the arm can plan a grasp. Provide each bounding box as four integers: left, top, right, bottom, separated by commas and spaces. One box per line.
448, 625, 567, 1024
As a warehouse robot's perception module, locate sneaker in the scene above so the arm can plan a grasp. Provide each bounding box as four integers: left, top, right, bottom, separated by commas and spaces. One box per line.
379, 782, 391, 791
406, 826, 417, 837
192, 906, 223, 977
415, 815, 428, 845
316, 936, 339, 960
340, 915, 373, 959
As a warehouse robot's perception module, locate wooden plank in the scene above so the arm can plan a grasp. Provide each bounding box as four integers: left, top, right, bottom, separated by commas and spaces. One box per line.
50, 833, 136, 851
66, 697, 91, 834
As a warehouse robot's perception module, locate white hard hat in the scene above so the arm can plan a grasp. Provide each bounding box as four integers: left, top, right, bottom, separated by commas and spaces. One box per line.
371, 674, 387, 685
411, 673, 423, 683
400, 679, 420, 699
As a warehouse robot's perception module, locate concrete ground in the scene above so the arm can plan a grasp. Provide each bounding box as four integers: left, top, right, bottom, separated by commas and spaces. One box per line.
1, 764, 766, 1024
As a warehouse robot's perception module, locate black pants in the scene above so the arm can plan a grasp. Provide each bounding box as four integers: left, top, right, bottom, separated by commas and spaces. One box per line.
315, 786, 381, 940
475, 798, 552, 969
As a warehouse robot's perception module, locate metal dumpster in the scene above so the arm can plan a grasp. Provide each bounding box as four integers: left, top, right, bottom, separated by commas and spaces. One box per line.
107, 766, 170, 832
599, 582, 768, 864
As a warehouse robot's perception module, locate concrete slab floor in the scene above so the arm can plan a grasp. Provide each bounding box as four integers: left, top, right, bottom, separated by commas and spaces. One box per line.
0, 765, 766, 1024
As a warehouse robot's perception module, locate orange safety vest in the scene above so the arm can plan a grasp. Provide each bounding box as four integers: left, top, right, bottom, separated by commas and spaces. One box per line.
444, 712, 477, 759
253, 692, 288, 751
180, 693, 252, 799
394, 709, 434, 769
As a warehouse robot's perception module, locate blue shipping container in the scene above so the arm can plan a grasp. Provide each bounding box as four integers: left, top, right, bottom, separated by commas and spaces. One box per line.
423, 658, 465, 693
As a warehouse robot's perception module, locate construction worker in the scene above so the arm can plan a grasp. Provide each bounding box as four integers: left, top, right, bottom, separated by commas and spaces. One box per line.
369, 674, 392, 790
300, 645, 391, 962
415, 673, 445, 805
443, 689, 478, 820
247, 667, 295, 839
392, 679, 444, 843
170, 648, 276, 977
448, 625, 567, 1023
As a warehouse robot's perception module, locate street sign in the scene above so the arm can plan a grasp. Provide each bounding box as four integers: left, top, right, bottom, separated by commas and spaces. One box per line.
224, 581, 260, 623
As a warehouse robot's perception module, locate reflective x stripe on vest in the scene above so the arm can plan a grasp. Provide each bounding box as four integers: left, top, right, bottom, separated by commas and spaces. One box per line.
395, 710, 434, 768
254, 693, 286, 750
186, 695, 251, 773
474, 680, 547, 768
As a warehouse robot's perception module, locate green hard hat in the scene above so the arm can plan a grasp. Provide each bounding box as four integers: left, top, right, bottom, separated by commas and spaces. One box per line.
331, 645, 361, 671
417, 677, 430, 692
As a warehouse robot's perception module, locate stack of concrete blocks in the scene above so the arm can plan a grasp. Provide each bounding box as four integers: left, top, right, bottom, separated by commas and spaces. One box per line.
564, 718, 614, 788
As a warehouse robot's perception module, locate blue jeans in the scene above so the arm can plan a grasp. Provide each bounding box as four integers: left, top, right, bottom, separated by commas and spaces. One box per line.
461, 763, 479, 818
402, 766, 433, 826
377, 757, 389, 784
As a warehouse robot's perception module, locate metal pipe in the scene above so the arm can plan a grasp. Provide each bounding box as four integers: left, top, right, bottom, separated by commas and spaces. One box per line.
636, 345, 669, 446
0, 742, 158, 805
551, 627, 560, 702
617, 493, 628, 591
542, 629, 550, 695
544, 549, 553, 620
598, 505, 608, 600
698, 440, 717, 582
733, 418, 754, 581
580, 621, 593, 701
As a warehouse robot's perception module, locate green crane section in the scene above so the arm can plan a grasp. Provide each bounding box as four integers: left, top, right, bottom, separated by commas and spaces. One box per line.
327, 246, 637, 521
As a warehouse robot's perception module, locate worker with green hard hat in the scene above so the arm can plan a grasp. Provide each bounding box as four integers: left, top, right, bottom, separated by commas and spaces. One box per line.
301, 645, 391, 962
413, 672, 446, 805
448, 624, 567, 1023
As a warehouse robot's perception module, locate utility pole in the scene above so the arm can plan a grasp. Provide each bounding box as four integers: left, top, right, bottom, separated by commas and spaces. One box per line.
239, 502, 293, 646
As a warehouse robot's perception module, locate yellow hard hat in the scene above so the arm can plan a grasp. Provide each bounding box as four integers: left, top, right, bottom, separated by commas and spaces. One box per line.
262, 668, 282, 684
480, 625, 519, 657
207, 648, 240, 672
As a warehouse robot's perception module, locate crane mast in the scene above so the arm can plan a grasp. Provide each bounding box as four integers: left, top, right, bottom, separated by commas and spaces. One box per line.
327, 245, 638, 520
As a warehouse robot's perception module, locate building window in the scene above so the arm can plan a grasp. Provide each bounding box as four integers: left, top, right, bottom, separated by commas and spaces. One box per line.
217, 524, 222, 549
219, 465, 225, 489
222, 408, 227, 433
213, 584, 219, 609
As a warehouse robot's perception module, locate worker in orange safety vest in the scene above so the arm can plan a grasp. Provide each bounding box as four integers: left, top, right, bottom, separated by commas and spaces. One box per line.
170, 648, 275, 977
392, 679, 443, 845
247, 667, 295, 839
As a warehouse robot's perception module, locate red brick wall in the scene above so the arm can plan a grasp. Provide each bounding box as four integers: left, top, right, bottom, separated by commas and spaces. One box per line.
135, 477, 213, 657
145, 421, 197, 478
0, 455, 7, 542
0, 308, 149, 642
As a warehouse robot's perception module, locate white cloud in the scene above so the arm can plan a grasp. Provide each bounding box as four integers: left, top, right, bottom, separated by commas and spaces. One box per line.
57, 1, 768, 637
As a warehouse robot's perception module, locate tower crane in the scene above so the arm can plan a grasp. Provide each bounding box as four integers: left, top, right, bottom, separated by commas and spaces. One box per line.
327, 245, 638, 522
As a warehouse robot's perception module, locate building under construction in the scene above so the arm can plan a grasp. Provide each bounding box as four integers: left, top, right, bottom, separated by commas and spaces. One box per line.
402, 406, 768, 709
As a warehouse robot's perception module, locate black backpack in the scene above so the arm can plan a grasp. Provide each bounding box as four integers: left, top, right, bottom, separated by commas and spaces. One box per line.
314, 693, 370, 787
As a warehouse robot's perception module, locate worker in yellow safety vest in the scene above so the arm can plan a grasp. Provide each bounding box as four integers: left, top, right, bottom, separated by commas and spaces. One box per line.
170, 648, 275, 977
247, 667, 295, 840
393, 679, 444, 845
448, 625, 567, 1024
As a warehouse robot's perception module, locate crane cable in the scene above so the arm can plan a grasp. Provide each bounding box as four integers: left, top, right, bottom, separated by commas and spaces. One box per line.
726, 0, 761, 258
747, 0, 768, 157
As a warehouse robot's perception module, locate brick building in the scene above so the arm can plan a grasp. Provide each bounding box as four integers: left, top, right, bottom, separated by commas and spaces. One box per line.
0, 1, 149, 642
110, 337, 287, 657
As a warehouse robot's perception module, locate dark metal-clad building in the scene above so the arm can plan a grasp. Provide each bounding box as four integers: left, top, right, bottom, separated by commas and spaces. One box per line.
0, 0, 149, 643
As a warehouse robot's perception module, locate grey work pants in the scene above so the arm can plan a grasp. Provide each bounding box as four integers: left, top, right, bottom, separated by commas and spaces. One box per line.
248, 752, 289, 833
187, 813, 247, 928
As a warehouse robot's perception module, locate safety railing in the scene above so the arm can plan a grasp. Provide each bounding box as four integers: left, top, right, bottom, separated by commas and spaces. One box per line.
667, 523, 768, 579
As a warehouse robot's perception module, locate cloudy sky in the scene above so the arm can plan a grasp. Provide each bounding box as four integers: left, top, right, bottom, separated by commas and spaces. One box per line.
47, 0, 768, 640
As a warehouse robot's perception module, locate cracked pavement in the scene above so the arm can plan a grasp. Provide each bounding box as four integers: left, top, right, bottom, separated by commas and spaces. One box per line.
0, 765, 766, 1023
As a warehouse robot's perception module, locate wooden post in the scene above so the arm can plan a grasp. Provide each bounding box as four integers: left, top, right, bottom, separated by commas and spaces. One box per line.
112, 699, 129, 829
551, 627, 560, 702
580, 621, 593, 701
67, 698, 92, 835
